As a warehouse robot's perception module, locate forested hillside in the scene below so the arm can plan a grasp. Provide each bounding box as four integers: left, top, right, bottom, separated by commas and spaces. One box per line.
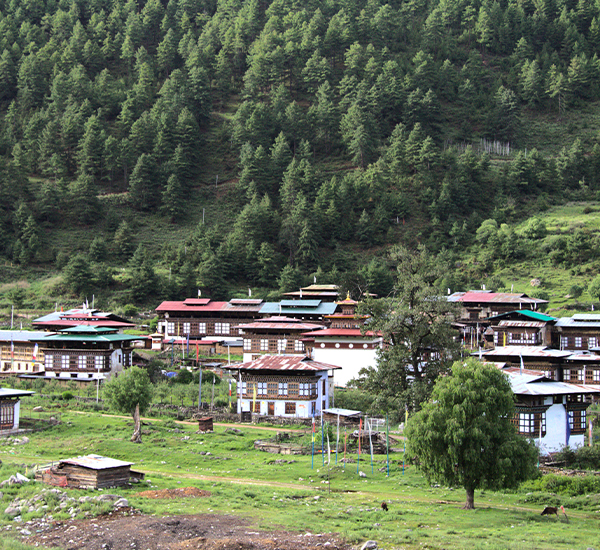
1, 0, 600, 308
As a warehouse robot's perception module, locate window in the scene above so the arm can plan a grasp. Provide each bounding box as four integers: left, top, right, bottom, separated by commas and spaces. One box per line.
561, 336, 569, 349
183, 322, 191, 334
95, 356, 104, 369
267, 382, 277, 395
278, 382, 288, 396
299, 383, 310, 396
578, 369, 584, 382
589, 337, 598, 349
295, 340, 304, 352
252, 401, 260, 413
62, 355, 69, 369
288, 383, 298, 396
575, 337, 583, 348
517, 412, 546, 436
167, 322, 175, 334
0, 402, 14, 428
278, 339, 287, 353
241, 381, 247, 394
45, 355, 53, 369
568, 409, 586, 433
243, 339, 251, 351
564, 370, 571, 381
260, 339, 269, 351
215, 323, 230, 335
78, 356, 86, 369
594, 370, 600, 382
285, 402, 296, 414
493, 332, 499, 345
198, 322, 207, 334
257, 382, 267, 396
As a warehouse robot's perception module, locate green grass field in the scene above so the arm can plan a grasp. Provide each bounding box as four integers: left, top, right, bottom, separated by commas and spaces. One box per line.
0, 410, 598, 550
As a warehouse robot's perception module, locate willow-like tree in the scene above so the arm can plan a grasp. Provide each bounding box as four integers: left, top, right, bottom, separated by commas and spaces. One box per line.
405, 358, 538, 509
103, 366, 154, 444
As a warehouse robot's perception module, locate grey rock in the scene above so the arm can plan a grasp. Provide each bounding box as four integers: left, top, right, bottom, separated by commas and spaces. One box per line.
361, 541, 378, 550
113, 498, 129, 508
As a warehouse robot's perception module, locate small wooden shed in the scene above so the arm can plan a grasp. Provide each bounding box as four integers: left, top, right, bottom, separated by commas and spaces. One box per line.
198, 416, 213, 432
37, 454, 144, 489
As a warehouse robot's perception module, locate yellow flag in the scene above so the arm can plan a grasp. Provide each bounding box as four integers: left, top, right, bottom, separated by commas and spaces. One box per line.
503, 331, 506, 346
252, 383, 257, 411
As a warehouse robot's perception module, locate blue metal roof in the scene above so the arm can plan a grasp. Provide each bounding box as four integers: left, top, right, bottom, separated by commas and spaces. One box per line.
260, 302, 337, 316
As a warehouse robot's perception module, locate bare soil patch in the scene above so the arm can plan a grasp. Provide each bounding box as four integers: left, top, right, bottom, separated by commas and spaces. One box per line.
25, 508, 353, 550
135, 487, 212, 499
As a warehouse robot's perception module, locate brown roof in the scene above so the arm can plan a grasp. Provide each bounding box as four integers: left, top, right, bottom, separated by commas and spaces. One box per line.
230, 355, 341, 371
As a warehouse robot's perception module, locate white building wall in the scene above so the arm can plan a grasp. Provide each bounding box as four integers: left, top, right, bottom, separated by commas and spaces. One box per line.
13, 400, 20, 430
311, 346, 378, 387
538, 401, 585, 453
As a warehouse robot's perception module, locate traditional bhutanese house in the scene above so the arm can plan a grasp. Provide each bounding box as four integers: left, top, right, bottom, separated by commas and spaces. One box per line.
481, 346, 571, 381
259, 299, 338, 322
560, 350, 600, 387
553, 314, 600, 351
283, 284, 340, 302
0, 387, 34, 434
155, 298, 266, 343
488, 310, 557, 348
448, 291, 549, 346
229, 355, 340, 418
33, 326, 143, 382
37, 454, 144, 489
302, 294, 382, 387
32, 308, 134, 332
236, 316, 323, 363
501, 366, 599, 453
0, 330, 47, 376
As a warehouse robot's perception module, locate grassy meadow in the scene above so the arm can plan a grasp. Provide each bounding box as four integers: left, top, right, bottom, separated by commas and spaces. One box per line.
0, 410, 598, 550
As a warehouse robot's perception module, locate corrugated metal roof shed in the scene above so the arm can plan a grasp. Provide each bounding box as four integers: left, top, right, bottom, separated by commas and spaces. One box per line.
489, 310, 556, 322
60, 454, 134, 470
556, 316, 600, 328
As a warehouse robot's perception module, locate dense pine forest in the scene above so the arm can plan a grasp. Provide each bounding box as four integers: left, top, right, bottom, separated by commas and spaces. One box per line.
2, 0, 600, 309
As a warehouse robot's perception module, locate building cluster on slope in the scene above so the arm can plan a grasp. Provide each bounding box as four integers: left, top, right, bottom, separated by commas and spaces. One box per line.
452, 290, 600, 452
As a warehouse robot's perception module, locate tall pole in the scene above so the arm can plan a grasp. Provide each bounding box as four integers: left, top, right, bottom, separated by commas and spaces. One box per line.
198, 368, 203, 411
386, 414, 390, 477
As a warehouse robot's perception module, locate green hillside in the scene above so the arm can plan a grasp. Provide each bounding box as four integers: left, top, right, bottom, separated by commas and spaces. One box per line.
1, 0, 600, 310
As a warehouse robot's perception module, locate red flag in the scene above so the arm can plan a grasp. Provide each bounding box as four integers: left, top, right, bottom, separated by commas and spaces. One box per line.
228, 379, 232, 397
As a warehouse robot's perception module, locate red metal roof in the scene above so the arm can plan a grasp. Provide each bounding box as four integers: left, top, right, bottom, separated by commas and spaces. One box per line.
457, 292, 547, 304
231, 355, 341, 371
155, 300, 228, 312
302, 328, 380, 337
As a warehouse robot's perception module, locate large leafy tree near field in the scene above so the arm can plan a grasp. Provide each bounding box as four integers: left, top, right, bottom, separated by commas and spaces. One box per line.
103, 366, 154, 444
405, 358, 538, 509
358, 245, 460, 411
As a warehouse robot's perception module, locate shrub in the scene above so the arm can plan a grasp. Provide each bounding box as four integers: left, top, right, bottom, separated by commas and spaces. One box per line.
61, 391, 74, 400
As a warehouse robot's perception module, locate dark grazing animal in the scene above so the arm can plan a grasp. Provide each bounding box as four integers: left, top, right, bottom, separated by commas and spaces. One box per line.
541, 506, 559, 517
381, 502, 388, 512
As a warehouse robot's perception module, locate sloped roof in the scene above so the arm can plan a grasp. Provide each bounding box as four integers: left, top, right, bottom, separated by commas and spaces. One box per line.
502, 367, 600, 396
482, 346, 571, 359
489, 310, 556, 322
556, 315, 600, 328
59, 454, 134, 470
260, 302, 338, 316
229, 355, 341, 371
302, 328, 380, 338
0, 330, 49, 342
448, 292, 548, 304
0, 388, 35, 398
237, 317, 324, 331
155, 300, 228, 312
33, 309, 134, 328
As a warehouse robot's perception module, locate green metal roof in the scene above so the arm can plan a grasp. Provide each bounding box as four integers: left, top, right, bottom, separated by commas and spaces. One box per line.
488, 310, 556, 322
60, 326, 117, 334
39, 333, 143, 343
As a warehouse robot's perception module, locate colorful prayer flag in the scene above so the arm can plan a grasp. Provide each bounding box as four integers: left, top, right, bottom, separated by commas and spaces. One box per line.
32, 343, 38, 360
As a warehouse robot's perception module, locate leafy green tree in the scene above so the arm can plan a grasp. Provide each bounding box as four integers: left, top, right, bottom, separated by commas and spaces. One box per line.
406, 358, 538, 509
358, 245, 460, 411
128, 153, 160, 211
113, 220, 134, 259
63, 254, 94, 296
589, 275, 600, 301
104, 366, 154, 443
